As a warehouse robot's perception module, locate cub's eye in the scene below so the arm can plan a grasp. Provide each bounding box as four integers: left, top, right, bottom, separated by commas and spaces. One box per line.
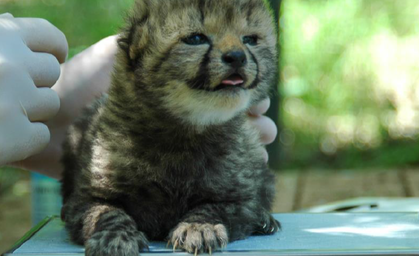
243, 35, 258, 46
182, 34, 209, 45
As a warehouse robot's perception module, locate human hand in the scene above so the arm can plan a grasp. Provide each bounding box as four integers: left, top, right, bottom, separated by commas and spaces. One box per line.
248, 98, 278, 163
14, 35, 118, 178
0, 13, 67, 166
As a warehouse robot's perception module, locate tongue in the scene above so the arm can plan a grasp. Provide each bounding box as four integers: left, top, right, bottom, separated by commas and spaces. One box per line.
222, 78, 244, 86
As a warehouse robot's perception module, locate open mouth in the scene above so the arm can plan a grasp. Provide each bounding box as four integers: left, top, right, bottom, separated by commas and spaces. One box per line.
215, 74, 245, 91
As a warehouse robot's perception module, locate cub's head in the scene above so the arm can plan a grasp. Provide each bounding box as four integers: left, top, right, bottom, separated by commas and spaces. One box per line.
117, 0, 277, 126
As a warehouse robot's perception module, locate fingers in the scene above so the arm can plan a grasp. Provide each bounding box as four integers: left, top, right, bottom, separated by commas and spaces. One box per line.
26, 52, 61, 87
247, 97, 277, 163
0, 16, 61, 165
248, 97, 277, 145
15, 18, 68, 63
26, 122, 51, 157
23, 87, 60, 122
0, 117, 50, 165
249, 115, 277, 145
248, 98, 270, 116
1, 66, 61, 122
261, 148, 269, 163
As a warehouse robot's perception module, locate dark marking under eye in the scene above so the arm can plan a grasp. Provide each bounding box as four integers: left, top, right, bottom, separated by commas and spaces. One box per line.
187, 45, 213, 90
247, 49, 260, 90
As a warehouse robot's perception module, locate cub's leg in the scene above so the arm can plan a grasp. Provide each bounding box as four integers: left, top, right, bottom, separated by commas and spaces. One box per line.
169, 203, 279, 255
62, 196, 148, 256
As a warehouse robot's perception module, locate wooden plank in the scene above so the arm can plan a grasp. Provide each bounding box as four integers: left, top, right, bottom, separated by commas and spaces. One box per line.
296, 169, 406, 210
272, 171, 299, 212
402, 168, 419, 197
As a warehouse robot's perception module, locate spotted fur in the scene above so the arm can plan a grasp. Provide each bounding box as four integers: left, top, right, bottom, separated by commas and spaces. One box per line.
61, 0, 278, 255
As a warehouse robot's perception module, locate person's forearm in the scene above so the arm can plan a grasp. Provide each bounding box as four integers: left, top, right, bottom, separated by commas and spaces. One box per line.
53, 37, 117, 126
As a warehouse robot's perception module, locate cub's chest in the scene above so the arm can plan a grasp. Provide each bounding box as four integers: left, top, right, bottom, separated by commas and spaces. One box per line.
119, 179, 217, 236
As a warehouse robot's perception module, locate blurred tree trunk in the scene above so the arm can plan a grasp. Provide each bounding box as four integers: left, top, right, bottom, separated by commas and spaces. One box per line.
267, 0, 281, 170
269, 0, 280, 21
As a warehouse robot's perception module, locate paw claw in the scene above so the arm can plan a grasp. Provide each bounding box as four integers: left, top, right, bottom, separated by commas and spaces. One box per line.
169, 222, 228, 255
256, 213, 281, 235
173, 239, 179, 252
276, 220, 282, 231
218, 237, 227, 248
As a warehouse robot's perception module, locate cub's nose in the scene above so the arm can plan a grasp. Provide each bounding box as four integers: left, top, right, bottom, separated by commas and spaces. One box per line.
222, 50, 247, 68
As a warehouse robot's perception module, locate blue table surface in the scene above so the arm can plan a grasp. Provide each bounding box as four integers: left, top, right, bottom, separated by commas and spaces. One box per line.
9, 213, 419, 255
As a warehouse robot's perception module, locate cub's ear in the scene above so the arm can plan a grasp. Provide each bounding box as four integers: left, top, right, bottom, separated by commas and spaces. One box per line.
117, 0, 150, 70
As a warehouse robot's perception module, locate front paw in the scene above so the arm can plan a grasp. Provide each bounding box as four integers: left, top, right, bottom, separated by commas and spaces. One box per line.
86, 230, 148, 256
255, 213, 281, 235
169, 222, 228, 255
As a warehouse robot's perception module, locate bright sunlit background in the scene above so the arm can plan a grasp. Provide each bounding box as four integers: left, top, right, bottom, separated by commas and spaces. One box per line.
279, 0, 419, 169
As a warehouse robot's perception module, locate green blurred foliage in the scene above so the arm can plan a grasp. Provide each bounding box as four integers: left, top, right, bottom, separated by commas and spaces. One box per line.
0, 167, 23, 195
280, 0, 419, 169
0, 0, 135, 56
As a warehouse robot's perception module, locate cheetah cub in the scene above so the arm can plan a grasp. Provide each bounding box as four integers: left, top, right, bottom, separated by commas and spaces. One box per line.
61, 0, 279, 255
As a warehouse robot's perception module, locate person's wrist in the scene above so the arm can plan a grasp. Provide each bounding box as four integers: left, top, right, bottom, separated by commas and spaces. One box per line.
52, 36, 118, 126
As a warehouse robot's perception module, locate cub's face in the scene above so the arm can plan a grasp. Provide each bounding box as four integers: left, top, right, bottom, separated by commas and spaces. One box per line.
120, 0, 277, 126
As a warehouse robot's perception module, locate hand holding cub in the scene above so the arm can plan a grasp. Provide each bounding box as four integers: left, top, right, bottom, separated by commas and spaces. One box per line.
0, 13, 67, 166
